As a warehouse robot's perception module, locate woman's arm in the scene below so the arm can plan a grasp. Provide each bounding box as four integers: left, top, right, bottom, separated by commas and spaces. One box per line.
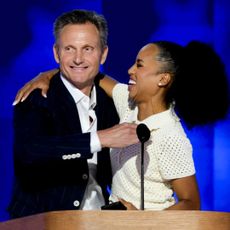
13, 70, 118, 104
13, 68, 58, 105
118, 175, 200, 210
166, 175, 200, 210
99, 75, 118, 98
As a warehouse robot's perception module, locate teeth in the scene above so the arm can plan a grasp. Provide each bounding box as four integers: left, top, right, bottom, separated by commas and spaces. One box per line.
128, 79, 136, 85
71, 66, 87, 69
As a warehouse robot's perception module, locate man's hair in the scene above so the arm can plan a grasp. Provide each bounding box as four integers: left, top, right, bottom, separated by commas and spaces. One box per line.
53, 9, 108, 49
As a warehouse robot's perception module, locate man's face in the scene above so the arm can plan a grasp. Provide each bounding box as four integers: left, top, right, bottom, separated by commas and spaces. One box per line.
53, 23, 108, 95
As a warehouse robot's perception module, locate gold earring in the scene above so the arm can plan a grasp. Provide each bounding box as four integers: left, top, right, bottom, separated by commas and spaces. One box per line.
158, 82, 162, 86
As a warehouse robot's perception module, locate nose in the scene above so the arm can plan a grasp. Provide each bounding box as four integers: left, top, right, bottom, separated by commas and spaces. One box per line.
73, 50, 84, 64
128, 64, 135, 75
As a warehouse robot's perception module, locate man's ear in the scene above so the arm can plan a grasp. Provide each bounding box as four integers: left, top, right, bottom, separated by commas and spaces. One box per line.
158, 73, 172, 86
53, 44, 60, 64
100, 46, 109, 65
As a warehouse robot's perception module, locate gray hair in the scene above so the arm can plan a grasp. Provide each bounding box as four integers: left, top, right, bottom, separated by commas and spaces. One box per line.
53, 9, 108, 49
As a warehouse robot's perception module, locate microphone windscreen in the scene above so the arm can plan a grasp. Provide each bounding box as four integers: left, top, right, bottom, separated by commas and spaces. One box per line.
136, 123, 150, 143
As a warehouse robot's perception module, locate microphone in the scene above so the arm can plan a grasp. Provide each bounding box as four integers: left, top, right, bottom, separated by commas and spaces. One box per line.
136, 123, 150, 211
136, 123, 150, 143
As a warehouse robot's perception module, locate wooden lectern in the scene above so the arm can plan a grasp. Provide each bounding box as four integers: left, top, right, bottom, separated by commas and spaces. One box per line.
0, 210, 230, 230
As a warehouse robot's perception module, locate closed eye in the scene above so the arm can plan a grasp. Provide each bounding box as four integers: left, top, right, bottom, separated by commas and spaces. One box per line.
136, 59, 144, 68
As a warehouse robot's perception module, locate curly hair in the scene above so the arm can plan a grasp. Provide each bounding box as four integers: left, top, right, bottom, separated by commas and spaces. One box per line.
153, 40, 229, 128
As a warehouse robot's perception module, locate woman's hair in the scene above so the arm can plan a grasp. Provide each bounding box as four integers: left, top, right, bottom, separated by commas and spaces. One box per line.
153, 40, 229, 128
53, 9, 108, 49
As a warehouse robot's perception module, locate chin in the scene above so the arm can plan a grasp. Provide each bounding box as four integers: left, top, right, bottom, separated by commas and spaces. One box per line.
128, 93, 136, 102
128, 87, 137, 97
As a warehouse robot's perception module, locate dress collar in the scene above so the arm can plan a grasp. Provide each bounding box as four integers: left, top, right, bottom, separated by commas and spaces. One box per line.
136, 106, 180, 131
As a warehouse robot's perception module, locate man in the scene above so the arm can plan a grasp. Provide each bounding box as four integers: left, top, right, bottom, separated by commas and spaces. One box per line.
8, 9, 138, 218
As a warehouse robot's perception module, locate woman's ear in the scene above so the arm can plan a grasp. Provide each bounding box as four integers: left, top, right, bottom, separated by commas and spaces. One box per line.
158, 73, 172, 86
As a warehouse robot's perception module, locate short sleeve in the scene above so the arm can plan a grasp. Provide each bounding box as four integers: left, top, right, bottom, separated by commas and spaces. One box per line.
112, 83, 129, 119
157, 133, 195, 180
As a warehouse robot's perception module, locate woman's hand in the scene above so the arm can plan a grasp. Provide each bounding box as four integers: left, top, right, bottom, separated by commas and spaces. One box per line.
13, 68, 58, 105
119, 198, 138, 210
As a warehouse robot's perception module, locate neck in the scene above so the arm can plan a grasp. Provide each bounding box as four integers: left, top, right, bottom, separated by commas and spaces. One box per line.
137, 99, 167, 121
80, 85, 93, 97
70, 80, 94, 97
60, 73, 94, 97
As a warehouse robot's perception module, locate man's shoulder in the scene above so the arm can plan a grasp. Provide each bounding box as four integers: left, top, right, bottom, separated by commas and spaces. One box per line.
13, 89, 48, 115
96, 85, 114, 103
28, 88, 47, 101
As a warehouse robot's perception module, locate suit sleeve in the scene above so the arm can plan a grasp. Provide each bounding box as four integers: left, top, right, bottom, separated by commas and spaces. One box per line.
13, 92, 92, 166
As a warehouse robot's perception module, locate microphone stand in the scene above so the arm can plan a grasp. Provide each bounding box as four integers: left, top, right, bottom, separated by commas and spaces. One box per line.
136, 123, 150, 211
140, 141, 145, 210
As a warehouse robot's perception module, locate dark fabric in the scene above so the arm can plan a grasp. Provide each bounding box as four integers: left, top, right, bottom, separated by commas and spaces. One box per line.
8, 72, 119, 218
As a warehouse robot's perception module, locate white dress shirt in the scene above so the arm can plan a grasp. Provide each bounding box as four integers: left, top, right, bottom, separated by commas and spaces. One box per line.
61, 75, 104, 210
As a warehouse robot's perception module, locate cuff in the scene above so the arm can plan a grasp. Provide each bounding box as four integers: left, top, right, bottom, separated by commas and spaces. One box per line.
90, 131, 102, 153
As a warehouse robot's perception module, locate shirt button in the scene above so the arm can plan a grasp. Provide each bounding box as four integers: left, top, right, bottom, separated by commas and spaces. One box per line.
73, 200, 80, 207
71, 154, 77, 159
76, 153, 81, 158
62, 155, 67, 160
82, 174, 88, 180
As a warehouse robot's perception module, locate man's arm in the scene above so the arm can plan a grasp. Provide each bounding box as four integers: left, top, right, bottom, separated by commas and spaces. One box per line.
14, 92, 91, 165
14, 94, 138, 166
20, 124, 139, 164
98, 123, 138, 148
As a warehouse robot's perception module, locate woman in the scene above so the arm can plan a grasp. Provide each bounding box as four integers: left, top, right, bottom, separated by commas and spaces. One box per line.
13, 41, 229, 210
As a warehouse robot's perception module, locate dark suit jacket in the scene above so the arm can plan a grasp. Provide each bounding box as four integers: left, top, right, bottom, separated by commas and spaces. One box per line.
8, 72, 119, 218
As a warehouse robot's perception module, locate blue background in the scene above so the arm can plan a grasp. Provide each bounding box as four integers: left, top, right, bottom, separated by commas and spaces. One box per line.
1, 0, 230, 221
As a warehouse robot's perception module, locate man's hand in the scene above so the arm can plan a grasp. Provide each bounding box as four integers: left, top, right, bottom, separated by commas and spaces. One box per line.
97, 123, 139, 148
12, 69, 58, 105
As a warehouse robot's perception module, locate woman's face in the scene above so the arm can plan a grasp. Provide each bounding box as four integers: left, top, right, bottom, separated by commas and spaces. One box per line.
128, 44, 165, 103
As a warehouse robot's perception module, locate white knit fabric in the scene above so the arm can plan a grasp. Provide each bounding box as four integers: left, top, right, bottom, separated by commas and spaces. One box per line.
109, 83, 195, 210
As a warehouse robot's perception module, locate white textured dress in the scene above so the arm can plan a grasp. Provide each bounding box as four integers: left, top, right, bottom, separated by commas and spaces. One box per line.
109, 84, 195, 210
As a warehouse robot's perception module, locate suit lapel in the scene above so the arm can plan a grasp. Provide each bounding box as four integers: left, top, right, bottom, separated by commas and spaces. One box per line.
50, 73, 82, 133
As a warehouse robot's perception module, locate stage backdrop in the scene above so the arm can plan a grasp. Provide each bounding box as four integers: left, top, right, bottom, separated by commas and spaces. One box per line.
0, 0, 229, 221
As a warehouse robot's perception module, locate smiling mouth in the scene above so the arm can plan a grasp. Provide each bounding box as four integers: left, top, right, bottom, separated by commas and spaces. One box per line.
128, 79, 136, 92
128, 79, 136, 85
70, 66, 88, 71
